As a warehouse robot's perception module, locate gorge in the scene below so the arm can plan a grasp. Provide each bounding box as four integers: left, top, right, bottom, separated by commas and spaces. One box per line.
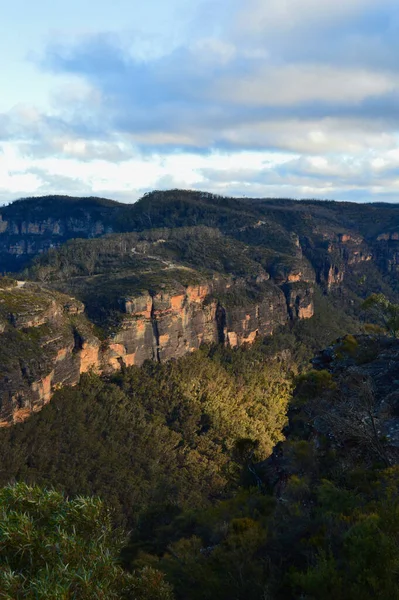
1, 189, 399, 426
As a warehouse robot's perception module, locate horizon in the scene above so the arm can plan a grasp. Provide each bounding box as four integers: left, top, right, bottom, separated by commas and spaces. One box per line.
2, 0, 399, 205
3, 188, 399, 209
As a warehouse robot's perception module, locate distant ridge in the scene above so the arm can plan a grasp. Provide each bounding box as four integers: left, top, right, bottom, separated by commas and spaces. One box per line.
1, 188, 399, 273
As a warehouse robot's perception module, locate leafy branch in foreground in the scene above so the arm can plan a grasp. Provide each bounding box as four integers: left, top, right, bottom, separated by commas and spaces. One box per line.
0, 482, 174, 600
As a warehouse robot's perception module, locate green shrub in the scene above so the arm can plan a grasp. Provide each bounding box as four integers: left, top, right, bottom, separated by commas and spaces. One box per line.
0, 482, 174, 599
295, 369, 336, 401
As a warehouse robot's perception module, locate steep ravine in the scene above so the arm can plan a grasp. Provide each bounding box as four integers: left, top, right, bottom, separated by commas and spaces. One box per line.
5, 191, 399, 426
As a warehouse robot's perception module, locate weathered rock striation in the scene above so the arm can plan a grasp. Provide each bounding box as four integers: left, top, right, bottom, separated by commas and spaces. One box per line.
0, 196, 120, 271
105, 278, 303, 367
0, 272, 314, 425
0, 283, 100, 426
2, 189, 399, 425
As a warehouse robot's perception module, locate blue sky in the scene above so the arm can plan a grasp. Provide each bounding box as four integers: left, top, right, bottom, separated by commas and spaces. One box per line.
1, 0, 399, 204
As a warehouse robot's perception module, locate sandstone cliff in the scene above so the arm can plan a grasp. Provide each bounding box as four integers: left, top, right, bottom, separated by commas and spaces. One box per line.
0, 269, 314, 425
0, 282, 100, 426
300, 228, 399, 298
2, 192, 399, 297
0, 196, 120, 271
2, 190, 399, 425
105, 278, 307, 368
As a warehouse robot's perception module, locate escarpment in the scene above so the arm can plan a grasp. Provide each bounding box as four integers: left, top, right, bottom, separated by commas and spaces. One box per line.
0, 266, 314, 425
105, 278, 301, 366
107, 284, 220, 367
0, 282, 100, 426
2, 192, 399, 290
2, 189, 399, 425
299, 228, 399, 297
0, 196, 121, 271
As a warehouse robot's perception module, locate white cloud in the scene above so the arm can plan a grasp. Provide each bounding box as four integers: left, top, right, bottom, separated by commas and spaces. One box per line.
234, 0, 393, 35
214, 65, 398, 106
217, 117, 397, 154
2, 0, 399, 204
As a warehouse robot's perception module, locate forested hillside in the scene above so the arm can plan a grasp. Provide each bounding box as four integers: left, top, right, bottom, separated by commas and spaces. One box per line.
2, 332, 399, 598
1, 190, 399, 598
1, 190, 397, 424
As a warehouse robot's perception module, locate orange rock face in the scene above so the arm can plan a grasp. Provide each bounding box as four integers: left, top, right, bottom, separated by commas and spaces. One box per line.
170, 294, 185, 310
106, 277, 317, 371
79, 341, 100, 374
298, 304, 314, 319
327, 266, 345, 288
186, 284, 211, 303
242, 330, 258, 344
340, 234, 352, 243
124, 353, 136, 367
0, 276, 316, 426
227, 331, 238, 347
28, 373, 54, 407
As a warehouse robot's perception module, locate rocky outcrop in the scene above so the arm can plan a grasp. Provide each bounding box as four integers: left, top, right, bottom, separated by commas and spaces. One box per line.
0, 283, 100, 426
0, 271, 315, 425
282, 282, 315, 320
104, 278, 307, 367
303, 230, 397, 292
328, 234, 372, 266
222, 287, 288, 347
105, 284, 219, 368
0, 196, 120, 271
373, 233, 399, 274
0, 216, 114, 265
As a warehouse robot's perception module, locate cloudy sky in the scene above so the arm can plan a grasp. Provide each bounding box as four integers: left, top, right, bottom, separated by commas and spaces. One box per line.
1, 0, 399, 204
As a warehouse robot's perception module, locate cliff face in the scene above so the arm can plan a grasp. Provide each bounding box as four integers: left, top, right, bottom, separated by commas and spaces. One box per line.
0, 196, 120, 271
0, 271, 314, 425
4, 190, 399, 425
105, 279, 300, 367
302, 230, 399, 294
0, 283, 100, 426
107, 284, 219, 368
374, 233, 399, 274
3, 193, 399, 292
324, 234, 372, 289
0, 216, 114, 270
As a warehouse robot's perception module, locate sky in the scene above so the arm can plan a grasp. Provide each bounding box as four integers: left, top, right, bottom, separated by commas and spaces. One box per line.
1, 0, 399, 204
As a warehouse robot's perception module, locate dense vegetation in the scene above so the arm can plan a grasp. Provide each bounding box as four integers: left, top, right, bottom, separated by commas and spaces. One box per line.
1, 190, 399, 597
137, 463, 399, 600
21, 225, 309, 335
0, 344, 292, 528
0, 483, 173, 599
1, 331, 399, 598
125, 334, 399, 599
0, 286, 382, 600
3, 190, 399, 300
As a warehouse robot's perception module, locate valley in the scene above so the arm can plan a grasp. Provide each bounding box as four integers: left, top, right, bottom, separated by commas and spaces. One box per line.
1, 190, 399, 599
0, 190, 398, 424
